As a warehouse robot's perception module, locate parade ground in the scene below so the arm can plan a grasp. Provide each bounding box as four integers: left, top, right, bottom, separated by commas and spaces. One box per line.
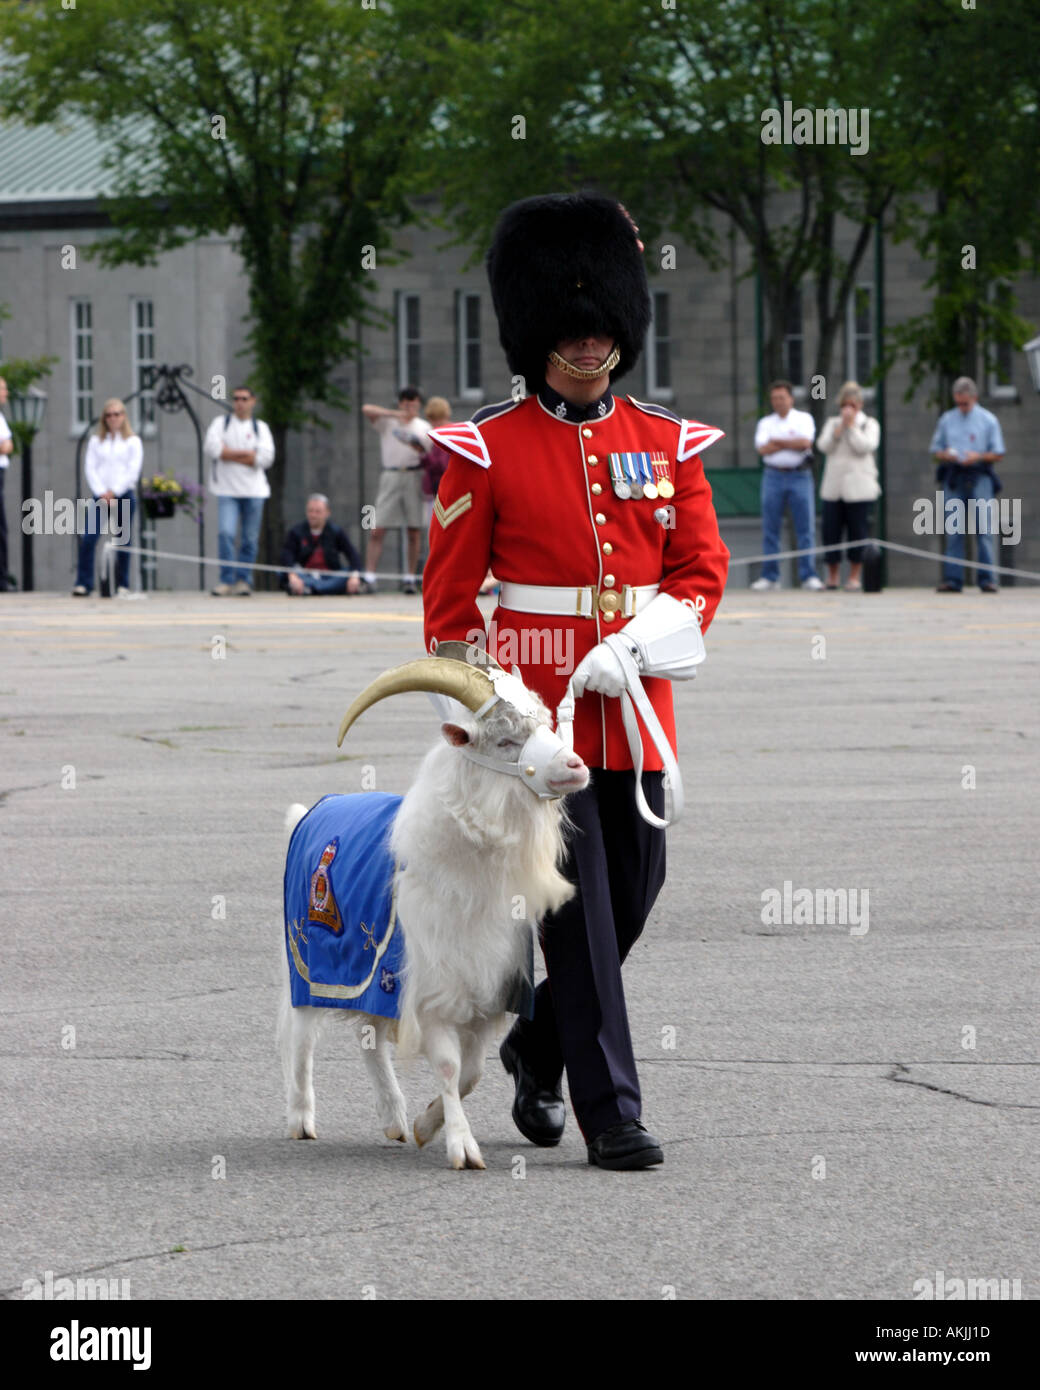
2, 584, 1038, 1301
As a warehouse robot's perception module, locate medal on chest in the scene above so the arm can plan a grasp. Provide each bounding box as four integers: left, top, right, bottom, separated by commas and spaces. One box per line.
607, 451, 674, 502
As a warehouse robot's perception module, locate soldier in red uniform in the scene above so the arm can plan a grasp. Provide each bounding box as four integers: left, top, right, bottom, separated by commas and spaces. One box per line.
422, 194, 729, 1168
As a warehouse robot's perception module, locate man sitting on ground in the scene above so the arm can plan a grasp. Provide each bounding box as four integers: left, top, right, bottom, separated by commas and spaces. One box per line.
280, 494, 363, 596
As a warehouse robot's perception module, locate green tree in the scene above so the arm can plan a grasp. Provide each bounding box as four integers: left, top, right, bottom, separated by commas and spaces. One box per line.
881, 0, 1040, 403
427, 0, 1039, 420
0, 306, 57, 449
427, 0, 910, 425
0, 0, 465, 567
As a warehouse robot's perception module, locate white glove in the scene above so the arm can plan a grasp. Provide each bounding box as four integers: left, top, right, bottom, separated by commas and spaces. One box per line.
604, 592, 706, 680
571, 641, 627, 698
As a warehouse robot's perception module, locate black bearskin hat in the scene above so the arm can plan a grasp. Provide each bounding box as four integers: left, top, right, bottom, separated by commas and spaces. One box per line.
486, 193, 651, 390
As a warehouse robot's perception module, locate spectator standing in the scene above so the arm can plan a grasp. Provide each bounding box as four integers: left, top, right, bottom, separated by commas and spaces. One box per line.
72, 398, 141, 597
204, 386, 275, 596
361, 387, 430, 594
817, 381, 881, 591
0, 377, 13, 593
420, 396, 452, 531
281, 493, 363, 596
930, 376, 1004, 593
751, 380, 823, 591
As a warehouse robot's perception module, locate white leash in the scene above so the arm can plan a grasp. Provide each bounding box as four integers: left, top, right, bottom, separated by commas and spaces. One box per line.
555, 660, 683, 830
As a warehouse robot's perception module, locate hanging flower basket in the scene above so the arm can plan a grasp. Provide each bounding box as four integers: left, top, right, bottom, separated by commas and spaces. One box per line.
143, 495, 175, 519
140, 473, 205, 522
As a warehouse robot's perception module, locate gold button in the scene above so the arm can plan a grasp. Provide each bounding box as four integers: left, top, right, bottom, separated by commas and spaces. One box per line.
587, 454, 599, 464
595, 512, 606, 525
602, 611, 616, 622
599, 589, 620, 615
603, 573, 615, 587
602, 542, 613, 556
591, 483, 602, 495
582, 428, 593, 438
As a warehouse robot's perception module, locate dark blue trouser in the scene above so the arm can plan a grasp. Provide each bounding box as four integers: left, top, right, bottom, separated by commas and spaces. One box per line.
508, 769, 667, 1143
76, 493, 135, 592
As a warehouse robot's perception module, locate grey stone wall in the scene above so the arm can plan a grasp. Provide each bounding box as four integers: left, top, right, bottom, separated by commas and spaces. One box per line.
1, 205, 1037, 593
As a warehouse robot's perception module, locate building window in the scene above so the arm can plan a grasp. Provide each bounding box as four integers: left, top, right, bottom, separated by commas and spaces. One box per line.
396, 292, 421, 390
987, 281, 1017, 399
131, 298, 157, 436
845, 283, 875, 397
71, 300, 94, 432
456, 291, 482, 398
782, 288, 804, 389
645, 291, 673, 398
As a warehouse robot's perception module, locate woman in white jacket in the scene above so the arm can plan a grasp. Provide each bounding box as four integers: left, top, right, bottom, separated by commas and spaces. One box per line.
73, 398, 142, 596
817, 381, 881, 591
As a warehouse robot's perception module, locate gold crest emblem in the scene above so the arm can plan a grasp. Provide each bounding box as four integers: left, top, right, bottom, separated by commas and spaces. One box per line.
308, 839, 344, 933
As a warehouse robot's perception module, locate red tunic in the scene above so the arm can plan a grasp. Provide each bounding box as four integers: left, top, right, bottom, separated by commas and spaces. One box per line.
421, 393, 729, 771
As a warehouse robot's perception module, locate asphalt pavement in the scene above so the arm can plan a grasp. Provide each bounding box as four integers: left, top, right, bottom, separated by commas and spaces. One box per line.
1, 583, 1038, 1300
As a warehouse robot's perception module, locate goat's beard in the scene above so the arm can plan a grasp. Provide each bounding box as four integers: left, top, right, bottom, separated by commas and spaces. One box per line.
393, 742, 575, 911
390, 744, 576, 1053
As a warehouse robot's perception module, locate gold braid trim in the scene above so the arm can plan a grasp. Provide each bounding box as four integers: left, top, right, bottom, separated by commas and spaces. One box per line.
547, 345, 621, 380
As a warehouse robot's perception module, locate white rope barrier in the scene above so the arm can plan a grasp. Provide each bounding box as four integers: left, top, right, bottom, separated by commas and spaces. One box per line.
102, 536, 1040, 587
101, 541, 416, 583
729, 537, 1040, 583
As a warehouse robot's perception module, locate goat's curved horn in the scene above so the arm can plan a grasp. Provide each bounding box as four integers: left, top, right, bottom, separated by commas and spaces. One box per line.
337, 658, 497, 747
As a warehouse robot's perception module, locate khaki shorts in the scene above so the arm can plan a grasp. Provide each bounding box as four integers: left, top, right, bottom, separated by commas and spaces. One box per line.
374, 468, 424, 530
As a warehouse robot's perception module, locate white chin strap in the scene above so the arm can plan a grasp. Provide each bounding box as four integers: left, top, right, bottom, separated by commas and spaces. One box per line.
459, 720, 570, 799
555, 662, 684, 829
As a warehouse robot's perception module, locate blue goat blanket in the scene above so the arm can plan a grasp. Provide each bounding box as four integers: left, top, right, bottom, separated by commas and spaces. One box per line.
284, 792, 534, 1020
285, 793, 405, 1018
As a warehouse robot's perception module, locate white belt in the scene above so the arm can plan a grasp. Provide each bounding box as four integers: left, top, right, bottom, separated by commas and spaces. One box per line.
499, 581, 659, 619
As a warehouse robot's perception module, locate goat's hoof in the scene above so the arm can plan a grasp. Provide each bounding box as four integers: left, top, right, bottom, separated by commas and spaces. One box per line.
413, 1098, 444, 1148
383, 1123, 408, 1143
447, 1136, 485, 1170
288, 1113, 317, 1140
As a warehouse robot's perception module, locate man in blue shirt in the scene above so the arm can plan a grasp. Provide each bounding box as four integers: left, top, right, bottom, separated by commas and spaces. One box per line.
929, 377, 1005, 593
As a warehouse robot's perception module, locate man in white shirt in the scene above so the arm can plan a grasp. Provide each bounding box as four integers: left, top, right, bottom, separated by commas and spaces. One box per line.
752, 380, 824, 590
0, 377, 13, 593
203, 386, 276, 595
361, 386, 430, 594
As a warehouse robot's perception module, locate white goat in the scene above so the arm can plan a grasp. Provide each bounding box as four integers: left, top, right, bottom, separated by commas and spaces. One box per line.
277, 655, 588, 1169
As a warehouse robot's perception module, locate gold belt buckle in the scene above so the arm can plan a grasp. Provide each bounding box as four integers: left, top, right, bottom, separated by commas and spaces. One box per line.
598, 587, 621, 621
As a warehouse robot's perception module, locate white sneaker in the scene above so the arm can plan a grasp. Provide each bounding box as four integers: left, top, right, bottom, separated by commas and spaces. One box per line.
233, 580, 252, 596
211, 582, 232, 596
116, 586, 131, 598
801, 576, 825, 591
72, 585, 89, 597
750, 577, 780, 592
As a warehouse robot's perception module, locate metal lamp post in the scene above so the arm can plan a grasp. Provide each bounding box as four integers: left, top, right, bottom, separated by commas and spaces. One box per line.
9, 386, 48, 593
1023, 335, 1040, 394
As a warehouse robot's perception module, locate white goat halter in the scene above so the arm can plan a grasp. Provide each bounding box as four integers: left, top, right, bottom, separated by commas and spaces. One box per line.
457, 667, 570, 800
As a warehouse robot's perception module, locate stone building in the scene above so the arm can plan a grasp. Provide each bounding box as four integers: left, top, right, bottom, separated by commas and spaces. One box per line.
1, 120, 1036, 592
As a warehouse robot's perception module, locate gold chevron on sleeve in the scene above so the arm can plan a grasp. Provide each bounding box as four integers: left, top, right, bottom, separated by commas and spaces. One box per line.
434, 492, 473, 529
